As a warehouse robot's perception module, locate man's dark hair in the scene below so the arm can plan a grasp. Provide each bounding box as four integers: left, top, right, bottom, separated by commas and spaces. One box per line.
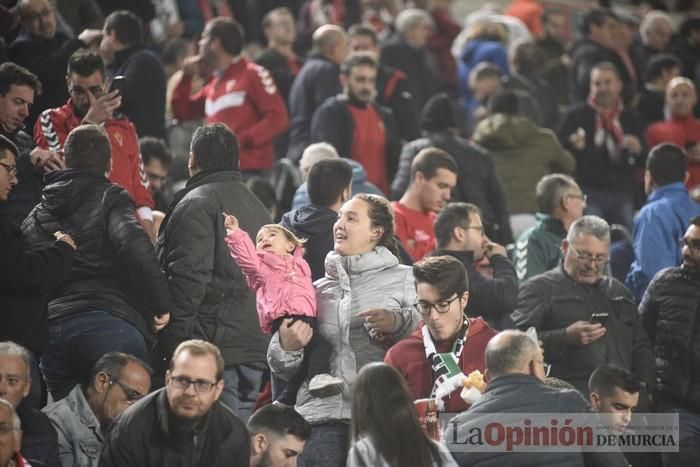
0, 135, 19, 159
348, 23, 378, 45
64, 125, 111, 173
471, 62, 502, 82
645, 53, 681, 82
541, 8, 566, 25
536, 173, 577, 214
679, 16, 700, 42
434, 202, 482, 250
691, 216, 700, 227
162, 38, 191, 67
67, 50, 105, 78
206, 17, 244, 57
413, 255, 470, 300
647, 143, 686, 186
0, 62, 41, 96
262, 7, 293, 30
104, 10, 143, 46
588, 364, 642, 397
89, 352, 152, 387
248, 404, 311, 441
340, 51, 377, 76
139, 137, 171, 167
190, 123, 239, 171
581, 8, 618, 36
307, 158, 353, 206
591, 61, 621, 80
489, 90, 520, 115
410, 147, 457, 181
510, 39, 541, 75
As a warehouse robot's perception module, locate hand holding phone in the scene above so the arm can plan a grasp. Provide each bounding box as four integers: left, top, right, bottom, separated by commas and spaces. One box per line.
590, 312, 609, 326
109, 75, 127, 96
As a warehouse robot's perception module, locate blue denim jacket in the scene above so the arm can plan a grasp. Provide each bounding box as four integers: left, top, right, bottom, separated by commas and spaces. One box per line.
42, 385, 102, 467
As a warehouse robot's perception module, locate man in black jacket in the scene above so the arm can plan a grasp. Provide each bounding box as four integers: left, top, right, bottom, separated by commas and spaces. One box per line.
100, 10, 166, 138
512, 216, 654, 396
100, 340, 250, 466
445, 330, 629, 467
287, 24, 347, 162
280, 158, 352, 281
22, 124, 172, 401
310, 52, 401, 196
430, 202, 517, 331
392, 93, 512, 245
639, 217, 700, 467
157, 123, 269, 422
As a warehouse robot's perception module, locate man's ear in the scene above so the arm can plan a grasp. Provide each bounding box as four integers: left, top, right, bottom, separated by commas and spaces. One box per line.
453, 225, 465, 243
94, 371, 111, 394
252, 433, 268, 456
560, 238, 569, 257
460, 291, 469, 310
590, 392, 601, 409
340, 73, 348, 89
188, 152, 198, 176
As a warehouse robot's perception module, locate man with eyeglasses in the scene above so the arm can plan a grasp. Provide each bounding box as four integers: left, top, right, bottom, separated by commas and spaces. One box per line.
512, 215, 654, 398
100, 339, 249, 466
0, 398, 33, 467
43, 352, 151, 467
385, 255, 496, 414
431, 202, 518, 330
513, 174, 587, 284
639, 217, 700, 467
444, 330, 629, 467
625, 143, 700, 303
34, 49, 157, 241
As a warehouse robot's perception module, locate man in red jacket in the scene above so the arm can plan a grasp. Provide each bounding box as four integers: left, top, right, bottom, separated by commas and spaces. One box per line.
172, 17, 288, 174
385, 255, 496, 414
33, 50, 155, 241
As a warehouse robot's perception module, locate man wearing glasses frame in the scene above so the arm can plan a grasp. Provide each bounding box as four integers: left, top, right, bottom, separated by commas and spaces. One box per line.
385, 255, 496, 414
100, 340, 250, 466
43, 352, 151, 467
512, 216, 654, 401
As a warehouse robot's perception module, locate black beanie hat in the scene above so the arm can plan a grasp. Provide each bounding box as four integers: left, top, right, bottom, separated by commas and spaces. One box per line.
420, 92, 457, 132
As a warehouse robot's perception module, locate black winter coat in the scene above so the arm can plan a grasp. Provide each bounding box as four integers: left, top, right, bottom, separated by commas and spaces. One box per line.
393, 132, 513, 245
280, 203, 336, 282
18, 403, 60, 467
21, 169, 171, 340
156, 170, 270, 366
0, 213, 73, 355
512, 266, 654, 395
100, 389, 249, 467
639, 266, 700, 412
287, 54, 341, 161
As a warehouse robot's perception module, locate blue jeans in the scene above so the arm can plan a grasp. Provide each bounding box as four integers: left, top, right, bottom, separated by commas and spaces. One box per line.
41, 310, 148, 401
657, 401, 700, 467
220, 365, 263, 423
582, 186, 635, 231
298, 422, 350, 467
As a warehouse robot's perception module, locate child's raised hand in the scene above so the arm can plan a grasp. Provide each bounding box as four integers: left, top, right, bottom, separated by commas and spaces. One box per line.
222, 212, 239, 232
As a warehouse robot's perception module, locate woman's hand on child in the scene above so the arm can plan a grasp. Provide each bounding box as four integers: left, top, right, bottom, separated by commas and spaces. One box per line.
279, 318, 313, 351
222, 212, 239, 232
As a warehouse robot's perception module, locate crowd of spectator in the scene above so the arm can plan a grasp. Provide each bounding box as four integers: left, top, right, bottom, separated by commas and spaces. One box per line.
1, 0, 700, 466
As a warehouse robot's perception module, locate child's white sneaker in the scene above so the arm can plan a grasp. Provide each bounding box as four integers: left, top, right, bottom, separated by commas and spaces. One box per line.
308, 374, 344, 398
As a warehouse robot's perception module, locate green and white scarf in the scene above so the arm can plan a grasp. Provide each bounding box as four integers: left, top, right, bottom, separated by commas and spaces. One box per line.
422, 317, 470, 411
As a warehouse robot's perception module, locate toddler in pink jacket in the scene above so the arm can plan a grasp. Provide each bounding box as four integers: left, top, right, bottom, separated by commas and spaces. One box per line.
223, 213, 342, 402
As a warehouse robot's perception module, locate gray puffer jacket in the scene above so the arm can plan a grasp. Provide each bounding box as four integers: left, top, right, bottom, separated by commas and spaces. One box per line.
268, 247, 419, 424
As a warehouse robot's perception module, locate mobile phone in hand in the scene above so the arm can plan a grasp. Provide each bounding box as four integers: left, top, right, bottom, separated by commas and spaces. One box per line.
590, 312, 609, 326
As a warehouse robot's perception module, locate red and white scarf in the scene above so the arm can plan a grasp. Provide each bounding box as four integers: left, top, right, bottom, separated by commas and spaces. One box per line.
588, 95, 624, 163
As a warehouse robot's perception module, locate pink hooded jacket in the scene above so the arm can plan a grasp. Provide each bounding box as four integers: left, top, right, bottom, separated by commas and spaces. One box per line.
225, 228, 316, 333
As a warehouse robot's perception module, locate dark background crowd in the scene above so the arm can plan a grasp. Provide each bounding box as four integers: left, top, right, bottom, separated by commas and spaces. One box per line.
1, 0, 700, 466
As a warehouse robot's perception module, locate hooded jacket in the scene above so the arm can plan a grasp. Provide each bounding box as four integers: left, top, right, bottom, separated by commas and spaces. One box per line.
473, 114, 575, 214
280, 203, 337, 282
21, 169, 171, 340
268, 247, 418, 424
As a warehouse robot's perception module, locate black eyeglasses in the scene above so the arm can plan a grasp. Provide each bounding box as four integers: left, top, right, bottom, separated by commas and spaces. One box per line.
0, 162, 17, 177
110, 379, 145, 403
169, 375, 217, 393
681, 238, 700, 253
415, 295, 462, 315
568, 244, 609, 266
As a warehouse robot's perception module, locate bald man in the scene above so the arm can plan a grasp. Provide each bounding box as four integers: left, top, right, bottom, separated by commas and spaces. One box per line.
646, 77, 700, 199
287, 25, 348, 162
444, 331, 629, 467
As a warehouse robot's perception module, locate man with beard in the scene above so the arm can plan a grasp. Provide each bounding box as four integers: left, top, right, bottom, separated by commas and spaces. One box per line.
100, 340, 250, 466
557, 62, 644, 230
34, 49, 156, 240
247, 404, 310, 467
639, 217, 700, 467
309, 52, 401, 196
